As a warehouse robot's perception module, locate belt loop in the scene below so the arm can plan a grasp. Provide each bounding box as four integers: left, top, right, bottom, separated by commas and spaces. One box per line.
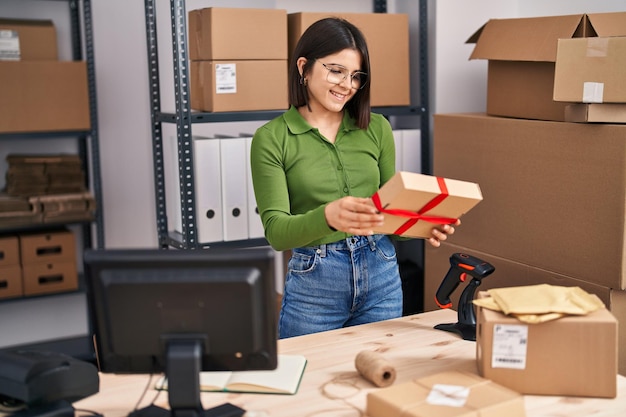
318, 244, 327, 258
367, 234, 377, 251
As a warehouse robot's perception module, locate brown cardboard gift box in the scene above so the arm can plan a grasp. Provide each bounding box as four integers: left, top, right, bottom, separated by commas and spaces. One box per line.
19, 230, 76, 265
371, 171, 482, 239
476, 292, 618, 398
467, 12, 626, 121
433, 113, 626, 290
188, 8, 287, 61
366, 370, 525, 417
190, 60, 288, 112
288, 12, 410, 107
21, 261, 78, 296
554, 36, 626, 104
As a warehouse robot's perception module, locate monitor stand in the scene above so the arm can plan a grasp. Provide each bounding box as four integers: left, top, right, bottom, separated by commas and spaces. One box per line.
128, 340, 245, 417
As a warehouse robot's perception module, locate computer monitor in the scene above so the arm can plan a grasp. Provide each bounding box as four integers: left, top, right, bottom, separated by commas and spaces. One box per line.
83, 247, 278, 417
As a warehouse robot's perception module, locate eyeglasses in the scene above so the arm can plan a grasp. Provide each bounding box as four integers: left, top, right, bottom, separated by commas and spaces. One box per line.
320, 62, 368, 90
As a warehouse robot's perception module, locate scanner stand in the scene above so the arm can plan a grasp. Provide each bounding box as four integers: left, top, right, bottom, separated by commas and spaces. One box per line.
128, 340, 245, 417
434, 277, 482, 341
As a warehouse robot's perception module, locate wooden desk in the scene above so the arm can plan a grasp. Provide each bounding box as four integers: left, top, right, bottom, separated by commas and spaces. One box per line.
75, 309, 626, 416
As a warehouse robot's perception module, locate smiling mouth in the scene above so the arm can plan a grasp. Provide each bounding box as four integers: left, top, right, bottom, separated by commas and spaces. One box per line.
330, 90, 348, 100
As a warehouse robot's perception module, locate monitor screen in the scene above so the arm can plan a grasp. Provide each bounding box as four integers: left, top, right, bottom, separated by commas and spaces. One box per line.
83, 246, 278, 416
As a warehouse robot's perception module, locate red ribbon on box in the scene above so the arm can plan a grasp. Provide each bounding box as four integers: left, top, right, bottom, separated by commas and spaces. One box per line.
372, 176, 458, 235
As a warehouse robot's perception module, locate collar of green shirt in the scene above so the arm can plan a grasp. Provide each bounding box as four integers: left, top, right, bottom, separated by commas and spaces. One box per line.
283, 105, 360, 135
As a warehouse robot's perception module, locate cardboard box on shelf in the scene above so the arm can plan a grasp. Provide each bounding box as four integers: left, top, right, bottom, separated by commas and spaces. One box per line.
371, 171, 482, 239
288, 12, 410, 107
190, 60, 288, 112
476, 291, 618, 397
0, 265, 23, 300
21, 260, 78, 296
19, 230, 76, 265
0, 18, 57, 61
554, 37, 626, 104
467, 12, 626, 121
0, 61, 90, 133
366, 370, 525, 417
188, 8, 287, 61
433, 113, 626, 289
565, 103, 626, 123
424, 241, 626, 376
0, 236, 20, 267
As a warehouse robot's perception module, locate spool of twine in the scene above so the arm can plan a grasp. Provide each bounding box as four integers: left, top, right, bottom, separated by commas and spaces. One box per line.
354, 350, 397, 387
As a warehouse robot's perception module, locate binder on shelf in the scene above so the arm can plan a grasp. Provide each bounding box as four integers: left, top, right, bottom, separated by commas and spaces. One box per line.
164, 135, 183, 234
400, 129, 422, 174
242, 133, 265, 239
192, 136, 224, 243
218, 136, 249, 241
392, 129, 404, 171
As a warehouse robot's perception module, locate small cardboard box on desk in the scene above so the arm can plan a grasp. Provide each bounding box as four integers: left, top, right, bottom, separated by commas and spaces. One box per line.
371, 171, 483, 239
475, 290, 618, 398
367, 370, 526, 417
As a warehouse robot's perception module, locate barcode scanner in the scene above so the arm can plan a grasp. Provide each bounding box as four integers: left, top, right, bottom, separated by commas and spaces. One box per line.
433, 253, 495, 341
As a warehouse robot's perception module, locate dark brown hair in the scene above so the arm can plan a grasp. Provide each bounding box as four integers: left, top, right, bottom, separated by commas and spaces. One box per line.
289, 17, 371, 128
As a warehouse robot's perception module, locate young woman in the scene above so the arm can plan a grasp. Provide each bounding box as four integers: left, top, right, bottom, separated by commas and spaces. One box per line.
251, 17, 459, 338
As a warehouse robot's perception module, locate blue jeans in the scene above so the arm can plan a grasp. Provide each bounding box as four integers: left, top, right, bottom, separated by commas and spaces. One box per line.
279, 234, 403, 339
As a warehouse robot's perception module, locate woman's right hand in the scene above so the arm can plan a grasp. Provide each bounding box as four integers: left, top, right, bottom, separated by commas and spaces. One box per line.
325, 196, 384, 236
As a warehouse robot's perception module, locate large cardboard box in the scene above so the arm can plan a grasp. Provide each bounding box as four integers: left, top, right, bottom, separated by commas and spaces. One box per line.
0, 265, 23, 300
188, 8, 287, 61
372, 171, 482, 239
190, 60, 288, 112
21, 260, 78, 296
0, 61, 90, 133
288, 12, 410, 107
19, 230, 76, 265
366, 370, 525, 417
433, 113, 626, 289
554, 37, 626, 104
0, 18, 57, 61
0, 236, 20, 267
565, 103, 626, 123
467, 12, 626, 121
476, 293, 618, 398
425, 241, 626, 376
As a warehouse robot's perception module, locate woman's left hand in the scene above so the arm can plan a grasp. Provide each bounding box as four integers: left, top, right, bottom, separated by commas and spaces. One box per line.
426, 219, 461, 248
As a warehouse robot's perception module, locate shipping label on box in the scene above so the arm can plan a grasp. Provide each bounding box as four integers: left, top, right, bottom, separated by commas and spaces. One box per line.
371, 172, 482, 239
0, 18, 57, 61
476, 295, 618, 398
367, 370, 525, 417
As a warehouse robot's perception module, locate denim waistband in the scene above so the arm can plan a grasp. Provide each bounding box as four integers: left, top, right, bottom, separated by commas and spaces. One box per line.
306, 234, 384, 257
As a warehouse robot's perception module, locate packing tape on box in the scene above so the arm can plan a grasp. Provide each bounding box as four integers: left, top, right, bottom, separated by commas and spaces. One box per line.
355, 350, 397, 387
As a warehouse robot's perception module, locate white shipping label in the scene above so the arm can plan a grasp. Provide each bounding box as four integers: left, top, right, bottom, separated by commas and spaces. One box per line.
0, 30, 20, 61
583, 82, 604, 103
491, 324, 528, 370
215, 63, 237, 94
426, 384, 470, 407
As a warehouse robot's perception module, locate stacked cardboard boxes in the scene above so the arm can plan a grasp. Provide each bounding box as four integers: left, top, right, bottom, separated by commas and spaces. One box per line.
18, 230, 78, 296
0, 236, 22, 299
426, 11, 626, 377
0, 18, 90, 133
188, 8, 289, 112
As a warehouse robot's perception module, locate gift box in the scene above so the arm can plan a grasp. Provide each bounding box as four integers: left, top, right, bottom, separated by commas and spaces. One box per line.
366, 370, 525, 417
372, 172, 482, 239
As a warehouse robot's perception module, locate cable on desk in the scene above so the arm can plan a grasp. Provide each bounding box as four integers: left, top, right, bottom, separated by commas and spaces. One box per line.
132, 373, 163, 412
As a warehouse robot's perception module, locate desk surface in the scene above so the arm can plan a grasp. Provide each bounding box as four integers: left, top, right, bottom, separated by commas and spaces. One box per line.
75, 309, 626, 417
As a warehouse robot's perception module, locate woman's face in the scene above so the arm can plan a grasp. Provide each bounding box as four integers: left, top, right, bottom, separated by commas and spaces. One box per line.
299, 48, 363, 115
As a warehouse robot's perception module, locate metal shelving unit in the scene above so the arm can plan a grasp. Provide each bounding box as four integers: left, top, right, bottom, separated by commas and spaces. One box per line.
0, 0, 104, 250
145, 0, 430, 250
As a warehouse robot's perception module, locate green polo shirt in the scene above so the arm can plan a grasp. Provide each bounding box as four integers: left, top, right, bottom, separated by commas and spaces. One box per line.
250, 106, 396, 251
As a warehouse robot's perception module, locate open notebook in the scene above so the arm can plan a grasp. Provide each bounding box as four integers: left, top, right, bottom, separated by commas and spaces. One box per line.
155, 354, 307, 395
